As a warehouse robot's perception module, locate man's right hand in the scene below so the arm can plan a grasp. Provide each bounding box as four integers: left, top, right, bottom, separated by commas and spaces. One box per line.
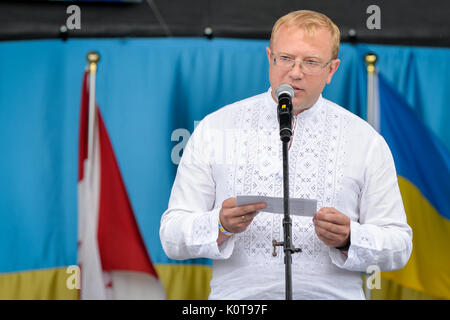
219, 197, 267, 235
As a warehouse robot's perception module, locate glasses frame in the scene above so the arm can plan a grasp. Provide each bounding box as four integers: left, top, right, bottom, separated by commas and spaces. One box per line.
271, 52, 333, 75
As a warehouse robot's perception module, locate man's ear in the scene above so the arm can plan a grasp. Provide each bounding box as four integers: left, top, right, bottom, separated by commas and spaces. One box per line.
326, 59, 340, 84
266, 47, 272, 64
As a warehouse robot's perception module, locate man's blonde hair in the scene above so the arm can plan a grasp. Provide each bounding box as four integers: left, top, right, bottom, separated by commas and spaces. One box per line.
270, 10, 341, 59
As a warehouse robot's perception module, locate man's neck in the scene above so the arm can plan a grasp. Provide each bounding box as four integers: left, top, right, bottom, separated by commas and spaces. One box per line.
270, 90, 321, 116
292, 96, 320, 116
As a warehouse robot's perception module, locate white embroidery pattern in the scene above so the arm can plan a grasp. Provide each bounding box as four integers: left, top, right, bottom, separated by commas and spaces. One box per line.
192, 212, 214, 246
230, 96, 349, 273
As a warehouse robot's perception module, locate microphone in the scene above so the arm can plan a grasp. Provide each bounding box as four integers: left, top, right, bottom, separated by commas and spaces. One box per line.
276, 84, 294, 142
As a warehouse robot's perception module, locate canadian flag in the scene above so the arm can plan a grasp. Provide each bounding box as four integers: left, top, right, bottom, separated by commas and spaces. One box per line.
77, 70, 165, 299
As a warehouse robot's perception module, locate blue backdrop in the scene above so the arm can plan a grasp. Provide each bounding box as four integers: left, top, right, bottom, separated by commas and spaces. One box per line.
0, 38, 449, 273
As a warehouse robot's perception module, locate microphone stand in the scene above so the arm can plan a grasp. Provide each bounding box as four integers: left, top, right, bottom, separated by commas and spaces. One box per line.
274, 96, 302, 300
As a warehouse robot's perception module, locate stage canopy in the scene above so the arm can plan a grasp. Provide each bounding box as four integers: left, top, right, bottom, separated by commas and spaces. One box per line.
1, 0, 449, 47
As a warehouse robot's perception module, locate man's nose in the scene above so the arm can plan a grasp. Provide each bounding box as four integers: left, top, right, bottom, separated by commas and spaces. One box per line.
289, 61, 305, 79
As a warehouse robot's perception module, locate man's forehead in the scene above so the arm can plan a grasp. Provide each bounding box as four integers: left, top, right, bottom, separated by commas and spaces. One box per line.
272, 24, 333, 57
275, 23, 332, 42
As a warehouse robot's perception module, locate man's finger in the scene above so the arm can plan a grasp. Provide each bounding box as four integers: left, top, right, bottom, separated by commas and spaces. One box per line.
315, 209, 349, 225
313, 219, 347, 235
234, 202, 267, 216
315, 226, 337, 243
222, 197, 237, 209
236, 211, 259, 224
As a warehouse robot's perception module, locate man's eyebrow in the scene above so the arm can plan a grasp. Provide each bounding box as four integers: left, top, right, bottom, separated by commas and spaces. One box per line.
277, 51, 295, 57
303, 55, 322, 60
278, 52, 322, 60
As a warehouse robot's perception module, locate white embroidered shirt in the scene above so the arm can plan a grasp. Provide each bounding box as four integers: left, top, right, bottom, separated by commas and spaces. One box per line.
160, 89, 412, 300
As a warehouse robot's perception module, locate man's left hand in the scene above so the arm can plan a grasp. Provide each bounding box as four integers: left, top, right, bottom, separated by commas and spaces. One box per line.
313, 207, 350, 248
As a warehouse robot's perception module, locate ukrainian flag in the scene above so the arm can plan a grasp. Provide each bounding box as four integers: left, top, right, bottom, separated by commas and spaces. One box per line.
368, 64, 450, 299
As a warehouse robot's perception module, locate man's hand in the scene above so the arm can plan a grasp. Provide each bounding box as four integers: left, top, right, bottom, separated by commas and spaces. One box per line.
217, 197, 266, 245
313, 207, 350, 250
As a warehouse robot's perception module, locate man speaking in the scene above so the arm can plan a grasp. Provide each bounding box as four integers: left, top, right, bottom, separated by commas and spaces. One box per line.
160, 10, 412, 299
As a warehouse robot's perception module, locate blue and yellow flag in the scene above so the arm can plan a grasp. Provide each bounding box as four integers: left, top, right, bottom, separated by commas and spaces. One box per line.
373, 72, 450, 299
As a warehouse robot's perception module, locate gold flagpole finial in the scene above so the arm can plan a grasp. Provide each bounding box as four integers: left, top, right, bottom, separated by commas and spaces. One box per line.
87, 51, 100, 74
86, 51, 100, 161
365, 53, 377, 75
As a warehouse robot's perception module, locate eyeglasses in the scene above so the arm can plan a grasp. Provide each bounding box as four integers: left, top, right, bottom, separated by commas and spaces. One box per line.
271, 53, 333, 75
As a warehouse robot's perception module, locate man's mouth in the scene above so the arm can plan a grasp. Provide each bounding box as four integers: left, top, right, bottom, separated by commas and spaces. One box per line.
292, 85, 304, 94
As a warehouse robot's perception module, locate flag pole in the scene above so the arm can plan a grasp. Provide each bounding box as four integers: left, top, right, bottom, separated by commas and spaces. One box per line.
365, 53, 379, 130
87, 52, 100, 161
364, 52, 378, 300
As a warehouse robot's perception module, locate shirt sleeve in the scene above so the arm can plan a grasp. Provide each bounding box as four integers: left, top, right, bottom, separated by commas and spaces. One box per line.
159, 119, 235, 260
329, 135, 413, 272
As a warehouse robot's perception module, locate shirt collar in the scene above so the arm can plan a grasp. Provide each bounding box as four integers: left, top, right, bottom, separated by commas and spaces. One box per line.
265, 87, 323, 119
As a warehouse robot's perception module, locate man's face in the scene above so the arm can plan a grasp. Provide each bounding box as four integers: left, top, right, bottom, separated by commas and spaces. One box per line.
267, 24, 340, 113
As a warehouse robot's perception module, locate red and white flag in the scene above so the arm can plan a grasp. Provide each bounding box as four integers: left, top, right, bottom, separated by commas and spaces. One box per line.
77, 70, 165, 299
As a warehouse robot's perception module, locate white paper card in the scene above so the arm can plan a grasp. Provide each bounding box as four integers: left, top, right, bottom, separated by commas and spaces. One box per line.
236, 195, 317, 217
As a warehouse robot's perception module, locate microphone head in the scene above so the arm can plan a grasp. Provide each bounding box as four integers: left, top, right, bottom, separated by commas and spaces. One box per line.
275, 84, 294, 100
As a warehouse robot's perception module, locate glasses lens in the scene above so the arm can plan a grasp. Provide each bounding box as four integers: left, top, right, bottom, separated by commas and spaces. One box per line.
302, 61, 321, 74
275, 55, 293, 69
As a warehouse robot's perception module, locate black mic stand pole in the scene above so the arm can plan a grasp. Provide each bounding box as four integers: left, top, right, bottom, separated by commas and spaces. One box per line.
275, 100, 302, 300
